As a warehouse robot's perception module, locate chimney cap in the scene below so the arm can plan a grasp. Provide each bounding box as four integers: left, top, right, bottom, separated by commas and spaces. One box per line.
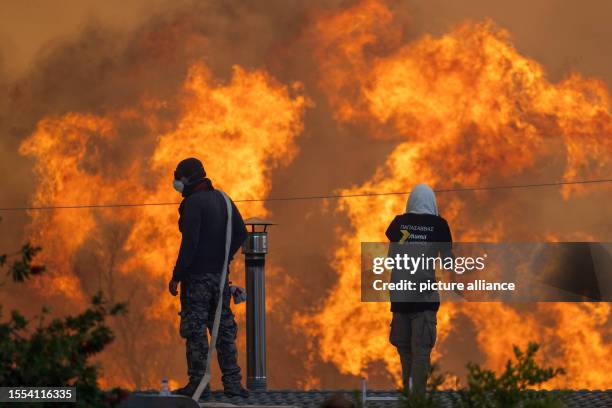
244, 217, 276, 232
244, 217, 276, 226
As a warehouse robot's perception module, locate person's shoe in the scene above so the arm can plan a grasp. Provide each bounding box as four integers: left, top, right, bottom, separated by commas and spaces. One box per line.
224, 384, 249, 398
173, 380, 211, 400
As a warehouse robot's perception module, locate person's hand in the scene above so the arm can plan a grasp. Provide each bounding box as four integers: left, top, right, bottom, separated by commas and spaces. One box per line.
169, 279, 179, 296
230, 285, 247, 304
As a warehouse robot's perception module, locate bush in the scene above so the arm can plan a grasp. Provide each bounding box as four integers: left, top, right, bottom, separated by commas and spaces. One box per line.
456, 342, 565, 408
396, 344, 565, 408
0, 241, 128, 407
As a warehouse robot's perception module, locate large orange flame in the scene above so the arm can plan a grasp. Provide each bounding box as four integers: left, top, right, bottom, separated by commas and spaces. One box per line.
298, 0, 611, 389
19, 62, 307, 388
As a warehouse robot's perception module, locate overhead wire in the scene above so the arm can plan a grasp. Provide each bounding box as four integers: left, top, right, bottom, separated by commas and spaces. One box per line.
0, 178, 610, 212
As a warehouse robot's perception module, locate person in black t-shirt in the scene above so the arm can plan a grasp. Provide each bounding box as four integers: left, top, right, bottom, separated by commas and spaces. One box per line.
385, 183, 453, 395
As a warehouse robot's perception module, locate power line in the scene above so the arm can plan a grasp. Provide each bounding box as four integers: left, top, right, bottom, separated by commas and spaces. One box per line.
0, 178, 610, 212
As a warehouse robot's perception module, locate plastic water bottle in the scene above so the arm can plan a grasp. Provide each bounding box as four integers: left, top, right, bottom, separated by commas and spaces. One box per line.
160, 377, 171, 396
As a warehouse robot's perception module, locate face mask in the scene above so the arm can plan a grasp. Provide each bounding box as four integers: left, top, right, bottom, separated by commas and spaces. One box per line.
173, 179, 184, 193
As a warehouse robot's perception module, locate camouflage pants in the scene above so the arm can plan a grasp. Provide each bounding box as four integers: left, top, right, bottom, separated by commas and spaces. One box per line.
179, 275, 242, 386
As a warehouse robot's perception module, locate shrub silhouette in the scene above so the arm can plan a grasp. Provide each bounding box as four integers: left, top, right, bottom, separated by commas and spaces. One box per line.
1, 238, 128, 407
457, 342, 565, 408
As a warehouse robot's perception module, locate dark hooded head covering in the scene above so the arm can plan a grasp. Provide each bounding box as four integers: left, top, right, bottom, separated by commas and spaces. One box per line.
174, 157, 205, 181
174, 157, 213, 196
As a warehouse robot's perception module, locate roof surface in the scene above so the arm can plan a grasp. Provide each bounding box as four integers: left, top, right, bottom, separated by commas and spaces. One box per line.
204, 390, 612, 408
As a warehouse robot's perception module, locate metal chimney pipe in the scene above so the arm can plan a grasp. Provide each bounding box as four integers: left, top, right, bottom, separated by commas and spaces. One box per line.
242, 218, 273, 391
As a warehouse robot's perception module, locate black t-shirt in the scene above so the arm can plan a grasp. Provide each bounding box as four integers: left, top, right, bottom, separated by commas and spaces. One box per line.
385, 213, 453, 313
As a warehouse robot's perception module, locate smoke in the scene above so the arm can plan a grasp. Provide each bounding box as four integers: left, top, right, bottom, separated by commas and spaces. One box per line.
403, 0, 612, 89
0, 0, 610, 390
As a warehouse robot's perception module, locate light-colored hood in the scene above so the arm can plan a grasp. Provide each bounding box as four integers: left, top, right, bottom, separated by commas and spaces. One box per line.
405, 183, 438, 215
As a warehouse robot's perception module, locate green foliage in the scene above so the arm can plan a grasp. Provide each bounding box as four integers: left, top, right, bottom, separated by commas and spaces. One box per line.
1, 238, 128, 407
1, 242, 45, 284
456, 342, 565, 408
0, 292, 127, 406
397, 345, 565, 408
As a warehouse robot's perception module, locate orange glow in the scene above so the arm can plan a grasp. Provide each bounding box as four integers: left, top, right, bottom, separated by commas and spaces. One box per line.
300, 0, 611, 388
19, 63, 307, 388
15, 0, 612, 390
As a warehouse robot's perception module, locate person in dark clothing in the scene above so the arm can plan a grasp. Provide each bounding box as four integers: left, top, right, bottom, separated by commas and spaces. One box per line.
168, 157, 249, 399
385, 183, 453, 395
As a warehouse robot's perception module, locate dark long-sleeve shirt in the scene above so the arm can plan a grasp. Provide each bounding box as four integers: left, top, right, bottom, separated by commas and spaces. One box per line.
172, 189, 247, 282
